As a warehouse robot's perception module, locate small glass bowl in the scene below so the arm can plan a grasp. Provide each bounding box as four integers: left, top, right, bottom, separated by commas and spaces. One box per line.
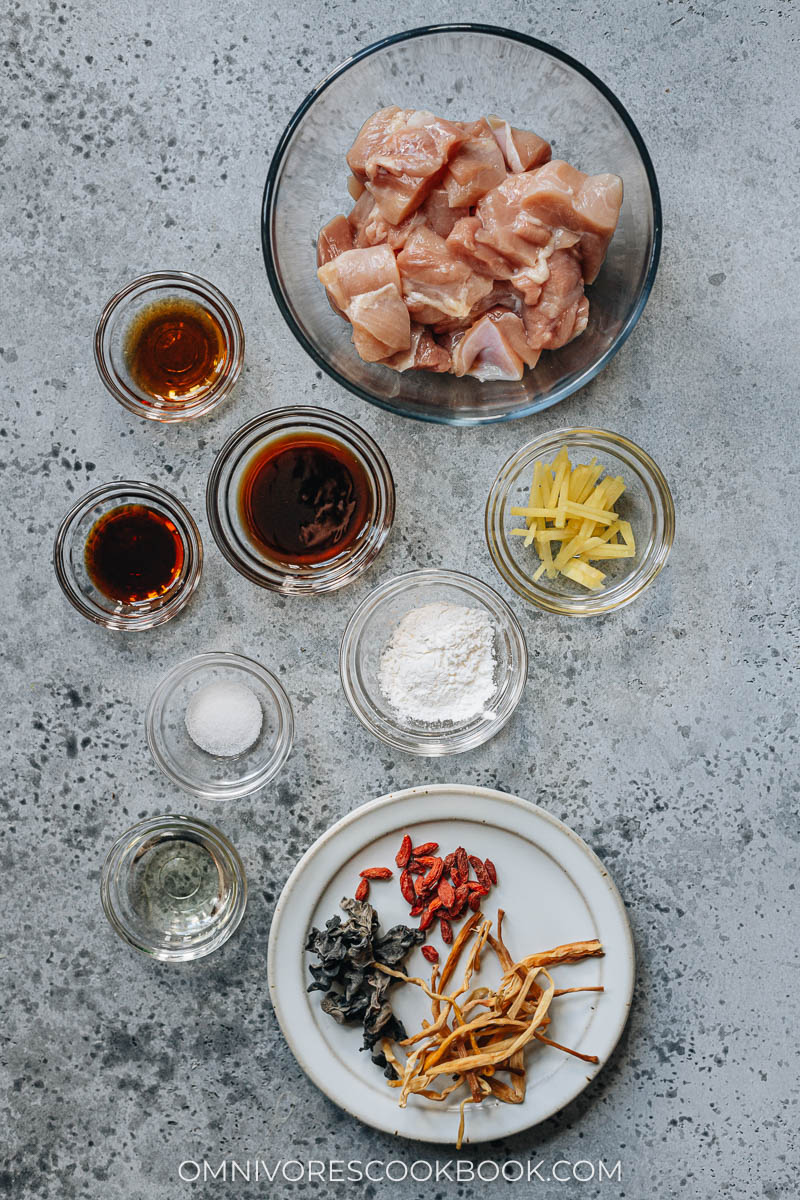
146, 652, 294, 800
486, 428, 675, 616
53, 480, 203, 630
339, 568, 528, 756
94, 271, 244, 421
206, 406, 395, 594
100, 814, 247, 961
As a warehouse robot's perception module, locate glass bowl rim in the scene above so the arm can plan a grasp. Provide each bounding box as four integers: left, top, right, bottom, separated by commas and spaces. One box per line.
260, 21, 663, 427
99, 813, 248, 961
145, 650, 295, 799
205, 405, 395, 594
339, 566, 529, 756
52, 479, 203, 630
485, 426, 675, 616
93, 269, 245, 422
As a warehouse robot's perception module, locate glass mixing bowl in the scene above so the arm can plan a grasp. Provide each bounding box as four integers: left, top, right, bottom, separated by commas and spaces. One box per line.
262, 24, 661, 425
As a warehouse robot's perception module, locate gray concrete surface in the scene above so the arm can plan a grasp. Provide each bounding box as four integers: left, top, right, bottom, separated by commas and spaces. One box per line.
2, 1, 798, 1197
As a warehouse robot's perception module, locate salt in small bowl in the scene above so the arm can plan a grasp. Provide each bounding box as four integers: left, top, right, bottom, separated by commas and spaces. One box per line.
146, 652, 294, 799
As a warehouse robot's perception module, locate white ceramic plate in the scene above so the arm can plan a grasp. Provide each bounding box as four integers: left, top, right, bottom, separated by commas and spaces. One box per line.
268, 784, 634, 1144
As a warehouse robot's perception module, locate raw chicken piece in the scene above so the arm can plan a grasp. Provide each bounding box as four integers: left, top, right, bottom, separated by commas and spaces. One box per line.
318, 245, 411, 360
431, 280, 521, 334
436, 328, 467, 357
487, 116, 552, 172
508, 224, 581, 300
316, 214, 354, 267
474, 177, 560, 272
364, 169, 437, 226
347, 174, 365, 200
419, 188, 469, 239
509, 271, 543, 307
317, 244, 401, 310
347, 192, 425, 251
382, 323, 452, 372
348, 107, 467, 225
452, 309, 541, 381
396, 226, 494, 322
513, 160, 623, 282
347, 190, 380, 245
522, 249, 587, 350
443, 120, 507, 207
446, 216, 517, 279
349, 284, 412, 361
575, 231, 615, 288
347, 108, 406, 175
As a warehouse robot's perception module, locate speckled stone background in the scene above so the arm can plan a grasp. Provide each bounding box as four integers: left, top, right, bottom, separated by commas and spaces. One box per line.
2, 1, 798, 1197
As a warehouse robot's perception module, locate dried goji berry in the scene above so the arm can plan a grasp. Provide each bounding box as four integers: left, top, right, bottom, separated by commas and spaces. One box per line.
395, 834, 412, 869
411, 841, 439, 857
484, 858, 497, 886
446, 885, 469, 919
418, 896, 442, 929
437, 879, 455, 908
359, 867, 393, 879
421, 944, 439, 964
420, 857, 444, 891
469, 855, 492, 890
406, 860, 426, 875
409, 902, 424, 917
466, 881, 489, 895
468, 892, 482, 911
454, 847, 469, 885
414, 875, 430, 898
400, 869, 416, 904
440, 918, 453, 944
355, 878, 369, 901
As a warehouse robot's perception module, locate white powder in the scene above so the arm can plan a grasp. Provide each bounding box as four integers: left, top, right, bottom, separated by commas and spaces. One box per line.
185, 681, 263, 757
378, 602, 497, 724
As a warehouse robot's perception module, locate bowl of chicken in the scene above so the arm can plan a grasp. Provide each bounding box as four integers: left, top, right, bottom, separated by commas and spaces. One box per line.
261, 24, 661, 426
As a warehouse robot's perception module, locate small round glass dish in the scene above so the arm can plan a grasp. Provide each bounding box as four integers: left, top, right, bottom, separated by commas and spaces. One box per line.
146, 652, 294, 800
261, 24, 661, 425
53, 480, 203, 630
206, 406, 395, 595
339, 568, 528, 756
100, 814, 247, 961
486, 428, 674, 616
94, 271, 244, 421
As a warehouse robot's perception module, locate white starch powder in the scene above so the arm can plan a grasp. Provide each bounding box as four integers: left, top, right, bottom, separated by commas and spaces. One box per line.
378, 602, 497, 724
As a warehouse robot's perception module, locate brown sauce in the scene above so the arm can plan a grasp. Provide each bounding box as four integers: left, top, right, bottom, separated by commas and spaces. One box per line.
124, 297, 227, 401
238, 433, 372, 565
85, 505, 184, 602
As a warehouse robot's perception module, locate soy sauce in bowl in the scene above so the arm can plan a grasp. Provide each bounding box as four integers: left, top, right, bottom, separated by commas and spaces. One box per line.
237, 432, 372, 566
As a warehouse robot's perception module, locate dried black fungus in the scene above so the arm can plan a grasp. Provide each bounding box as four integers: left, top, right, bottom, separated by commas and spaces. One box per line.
306, 897, 425, 1077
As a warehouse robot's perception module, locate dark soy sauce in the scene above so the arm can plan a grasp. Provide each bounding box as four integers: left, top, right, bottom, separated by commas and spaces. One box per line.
238, 434, 372, 565
85, 505, 184, 602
